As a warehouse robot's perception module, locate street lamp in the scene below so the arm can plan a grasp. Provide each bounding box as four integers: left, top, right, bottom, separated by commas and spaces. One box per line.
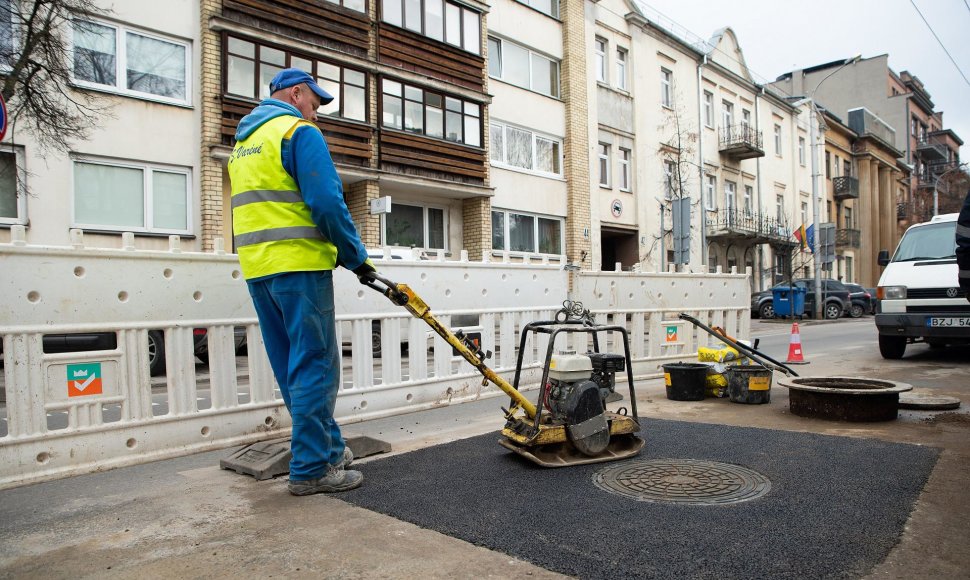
933, 162, 968, 217
792, 54, 861, 318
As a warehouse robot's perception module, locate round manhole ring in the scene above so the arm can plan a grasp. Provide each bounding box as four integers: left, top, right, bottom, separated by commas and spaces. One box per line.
593, 458, 771, 505
898, 393, 961, 410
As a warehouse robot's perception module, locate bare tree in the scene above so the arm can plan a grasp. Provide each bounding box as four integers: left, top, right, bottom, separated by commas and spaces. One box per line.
0, 0, 113, 154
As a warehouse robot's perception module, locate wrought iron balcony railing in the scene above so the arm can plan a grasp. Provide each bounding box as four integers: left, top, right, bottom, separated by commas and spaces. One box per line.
705, 208, 791, 243
832, 176, 859, 200
835, 228, 861, 248
718, 124, 765, 160
915, 134, 949, 162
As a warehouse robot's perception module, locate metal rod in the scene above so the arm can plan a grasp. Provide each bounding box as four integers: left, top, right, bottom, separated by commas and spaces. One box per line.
678, 313, 799, 377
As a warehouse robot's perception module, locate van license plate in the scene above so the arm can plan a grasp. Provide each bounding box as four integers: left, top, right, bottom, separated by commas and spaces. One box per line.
927, 317, 970, 327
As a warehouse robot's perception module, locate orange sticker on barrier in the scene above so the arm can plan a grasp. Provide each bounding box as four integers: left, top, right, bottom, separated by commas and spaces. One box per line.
664, 372, 671, 386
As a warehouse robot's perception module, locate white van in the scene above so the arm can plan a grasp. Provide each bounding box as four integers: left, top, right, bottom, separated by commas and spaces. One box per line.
875, 213, 969, 359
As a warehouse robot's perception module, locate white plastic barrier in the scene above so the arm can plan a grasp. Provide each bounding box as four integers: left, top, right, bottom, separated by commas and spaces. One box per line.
0, 227, 749, 488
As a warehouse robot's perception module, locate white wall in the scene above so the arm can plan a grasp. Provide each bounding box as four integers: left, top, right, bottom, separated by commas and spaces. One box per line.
0, 0, 202, 250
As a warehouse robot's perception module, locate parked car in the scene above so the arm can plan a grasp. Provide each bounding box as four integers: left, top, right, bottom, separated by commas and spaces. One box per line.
843, 283, 875, 318
750, 278, 850, 320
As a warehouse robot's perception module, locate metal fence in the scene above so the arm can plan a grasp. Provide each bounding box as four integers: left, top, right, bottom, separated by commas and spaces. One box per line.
0, 227, 750, 488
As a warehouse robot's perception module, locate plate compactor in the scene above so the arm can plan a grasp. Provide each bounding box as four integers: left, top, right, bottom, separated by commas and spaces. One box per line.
363, 274, 644, 468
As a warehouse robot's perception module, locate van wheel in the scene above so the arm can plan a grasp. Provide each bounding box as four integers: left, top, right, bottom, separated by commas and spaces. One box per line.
148, 330, 166, 376
878, 335, 906, 359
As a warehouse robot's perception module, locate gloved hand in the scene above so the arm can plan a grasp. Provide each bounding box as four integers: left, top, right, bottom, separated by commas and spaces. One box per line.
353, 258, 377, 282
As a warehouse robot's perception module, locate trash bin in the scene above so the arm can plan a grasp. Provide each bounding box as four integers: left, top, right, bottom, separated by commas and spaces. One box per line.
772, 286, 806, 317
663, 363, 709, 401
724, 365, 772, 404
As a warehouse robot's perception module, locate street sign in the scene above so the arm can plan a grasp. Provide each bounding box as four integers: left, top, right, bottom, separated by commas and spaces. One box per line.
665, 325, 679, 342
672, 196, 691, 265
370, 196, 391, 214
0, 92, 7, 142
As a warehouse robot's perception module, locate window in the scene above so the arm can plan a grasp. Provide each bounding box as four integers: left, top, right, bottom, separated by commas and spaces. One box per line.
798, 137, 806, 165
825, 151, 831, 178
703, 91, 713, 128
800, 200, 809, 226
0, 147, 26, 225
660, 68, 672, 107
615, 48, 627, 90
594, 37, 607, 83
911, 116, 918, 137
385, 203, 446, 250
663, 160, 676, 199
722, 100, 734, 128
742, 109, 751, 129
598, 143, 610, 187
488, 36, 559, 97
776, 194, 784, 223
844, 207, 853, 229
73, 19, 190, 104
491, 209, 563, 255
73, 158, 191, 234
832, 154, 840, 177
618, 147, 631, 191
324, 0, 365, 11
490, 122, 561, 175
725, 181, 736, 212
382, 0, 481, 54
383, 79, 480, 146
773, 124, 782, 155
743, 185, 753, 214
843, 159, 851, 177
705, 175, 716, 210
515, 0, 559, 18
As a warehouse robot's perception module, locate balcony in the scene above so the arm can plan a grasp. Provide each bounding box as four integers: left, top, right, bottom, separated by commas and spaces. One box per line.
706, 209, 792, 244
915, 134, 949, 162
718, 124, 765, 160
835, 228, 861, 249
915, 161, 960, 190
832, 176, 859, 201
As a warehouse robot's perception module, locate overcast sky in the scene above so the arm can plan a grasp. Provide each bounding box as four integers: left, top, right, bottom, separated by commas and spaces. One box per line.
640, 0, 970, 154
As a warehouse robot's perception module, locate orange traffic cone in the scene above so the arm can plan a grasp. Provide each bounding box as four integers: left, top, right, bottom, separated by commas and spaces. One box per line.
786, 322, 809, 364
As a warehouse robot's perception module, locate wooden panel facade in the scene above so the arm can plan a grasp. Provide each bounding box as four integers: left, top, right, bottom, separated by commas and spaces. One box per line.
221, 97, 373, 168
379, 131, 486, 184
223, 0, 370, 56
377, 26, 486, 91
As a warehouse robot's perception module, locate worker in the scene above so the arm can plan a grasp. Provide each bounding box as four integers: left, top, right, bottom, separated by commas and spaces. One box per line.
958, 187, 970, 303
228, 68, 375, 495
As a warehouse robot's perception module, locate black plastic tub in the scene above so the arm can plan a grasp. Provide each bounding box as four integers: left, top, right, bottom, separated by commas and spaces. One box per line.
725, 365, 772, 404
662, 363, 708, 401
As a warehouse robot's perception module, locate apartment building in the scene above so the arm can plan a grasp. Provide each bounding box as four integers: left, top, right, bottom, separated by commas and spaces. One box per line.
199, 0, 492, 257
586, 1, 814, 290
772, 56, 962, 230
821, 108, 907, 286
1, 1, 202, 249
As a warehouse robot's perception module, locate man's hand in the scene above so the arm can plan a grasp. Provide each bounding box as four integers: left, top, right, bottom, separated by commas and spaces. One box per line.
353, 258, 377, 283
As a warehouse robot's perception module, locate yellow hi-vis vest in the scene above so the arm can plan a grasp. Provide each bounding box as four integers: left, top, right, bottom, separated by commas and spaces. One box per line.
228, 115, 337, 280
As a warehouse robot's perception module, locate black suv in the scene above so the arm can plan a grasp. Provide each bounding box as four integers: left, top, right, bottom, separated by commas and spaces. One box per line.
751, 278, 851, 320
843, 283, 875, 318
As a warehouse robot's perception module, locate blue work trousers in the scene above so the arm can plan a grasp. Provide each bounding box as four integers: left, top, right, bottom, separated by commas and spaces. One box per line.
247, 270, 344, 480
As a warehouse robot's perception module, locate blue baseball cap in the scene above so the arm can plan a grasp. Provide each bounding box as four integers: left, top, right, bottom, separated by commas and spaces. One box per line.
269, 68, 334, 105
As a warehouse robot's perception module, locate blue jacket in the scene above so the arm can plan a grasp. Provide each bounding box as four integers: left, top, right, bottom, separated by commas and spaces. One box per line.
235, 99, 368, 273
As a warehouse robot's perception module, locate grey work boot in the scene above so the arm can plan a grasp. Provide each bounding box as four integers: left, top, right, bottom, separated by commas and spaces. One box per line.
340, 447, 354, 470
288, 465, 363, 495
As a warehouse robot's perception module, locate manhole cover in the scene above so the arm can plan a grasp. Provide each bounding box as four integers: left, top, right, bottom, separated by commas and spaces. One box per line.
593, 459, 771, 505
898, 393, 961, 410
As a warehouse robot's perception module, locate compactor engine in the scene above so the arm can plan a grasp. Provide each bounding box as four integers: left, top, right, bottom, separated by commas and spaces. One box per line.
545, 351, 626, 456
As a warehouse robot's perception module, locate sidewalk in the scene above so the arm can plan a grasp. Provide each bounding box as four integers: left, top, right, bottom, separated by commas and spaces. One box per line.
0, 332, 967, 579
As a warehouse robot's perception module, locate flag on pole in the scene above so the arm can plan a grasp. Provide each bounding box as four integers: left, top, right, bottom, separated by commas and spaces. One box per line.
794, 224, 808, 250
806, 224, 816, 253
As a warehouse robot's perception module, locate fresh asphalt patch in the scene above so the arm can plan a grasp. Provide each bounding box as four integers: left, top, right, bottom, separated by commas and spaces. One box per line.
342, 418, 938, 579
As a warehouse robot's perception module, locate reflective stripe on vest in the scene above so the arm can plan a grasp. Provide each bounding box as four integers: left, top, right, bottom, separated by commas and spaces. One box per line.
228, 115, 337, 280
